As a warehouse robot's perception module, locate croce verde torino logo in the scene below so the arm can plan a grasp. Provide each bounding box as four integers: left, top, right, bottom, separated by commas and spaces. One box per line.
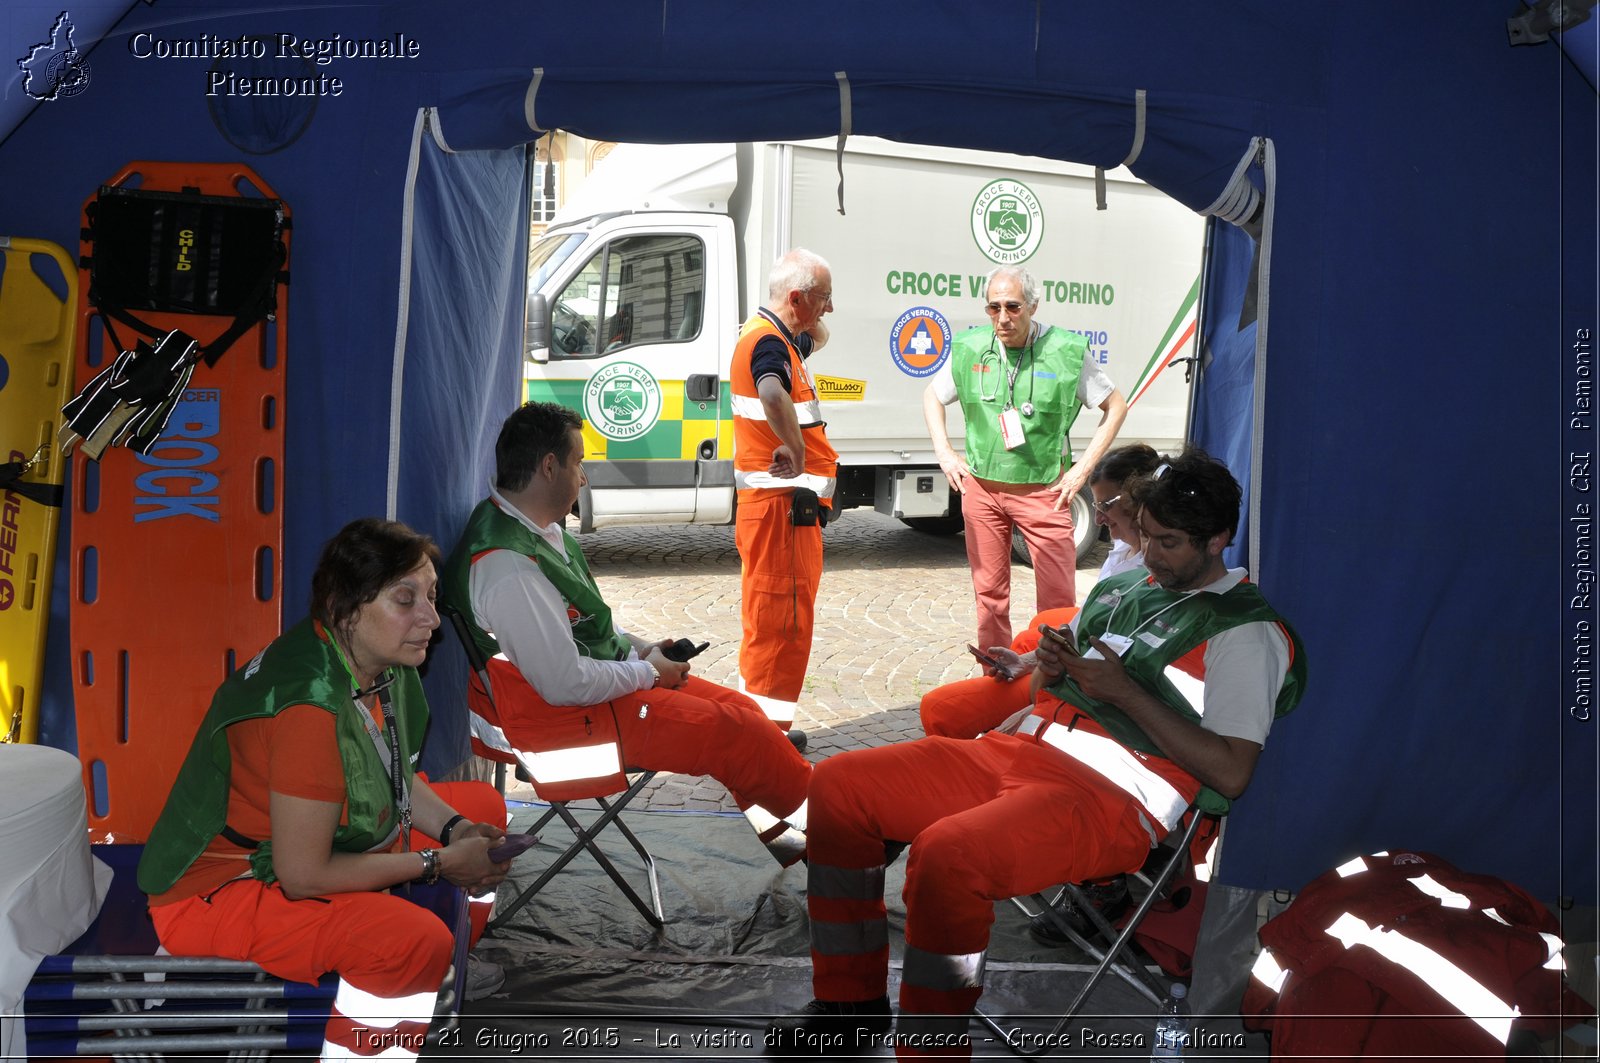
971, 178, 1043, 265
582, 361, 662, 441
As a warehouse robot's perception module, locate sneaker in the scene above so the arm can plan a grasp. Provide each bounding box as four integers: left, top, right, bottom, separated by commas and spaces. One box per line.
786, 728, 809, 753
1028, 875, 1131, 947
767, 997, 892, 1052
463, 955, 505, 1001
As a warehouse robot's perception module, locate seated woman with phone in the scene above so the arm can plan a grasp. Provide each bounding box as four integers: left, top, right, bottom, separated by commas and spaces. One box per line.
137, 519, 512, 1058
921, 443, 1161, 739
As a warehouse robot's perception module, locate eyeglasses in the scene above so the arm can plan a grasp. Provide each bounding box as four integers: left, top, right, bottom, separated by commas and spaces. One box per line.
984, 301, 1026, 316
805, 289, 832, 303
1091, 494, 1122, 515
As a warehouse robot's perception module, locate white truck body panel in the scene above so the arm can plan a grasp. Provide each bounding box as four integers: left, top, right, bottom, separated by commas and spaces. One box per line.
525, 138, 1204, 537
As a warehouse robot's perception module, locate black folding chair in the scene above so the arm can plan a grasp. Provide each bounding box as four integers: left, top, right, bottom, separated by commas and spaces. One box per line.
442, 607, 664, 932
975, 805, 1215, 1057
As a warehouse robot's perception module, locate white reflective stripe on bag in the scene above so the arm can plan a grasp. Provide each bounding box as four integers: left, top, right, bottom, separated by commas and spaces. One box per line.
1323, 911, 1521, 1045
1250, 947, 1289, 994
1019, 716, 1188, 831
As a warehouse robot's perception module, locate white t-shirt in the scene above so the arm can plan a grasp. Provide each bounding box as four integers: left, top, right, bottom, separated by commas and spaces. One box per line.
1098, 539, 1144, 580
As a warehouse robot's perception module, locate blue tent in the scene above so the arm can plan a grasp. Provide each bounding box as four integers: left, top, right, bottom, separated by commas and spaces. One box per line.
1, 0, 1594, 903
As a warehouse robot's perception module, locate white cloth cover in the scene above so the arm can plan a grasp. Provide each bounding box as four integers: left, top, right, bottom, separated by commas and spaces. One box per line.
0, 745, 112, 1059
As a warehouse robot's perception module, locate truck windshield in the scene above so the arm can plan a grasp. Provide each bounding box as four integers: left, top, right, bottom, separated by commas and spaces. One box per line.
529, 232, 584, 292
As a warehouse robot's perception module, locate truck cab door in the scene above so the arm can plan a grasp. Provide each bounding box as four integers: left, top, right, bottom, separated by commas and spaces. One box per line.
525, 215, 736, 529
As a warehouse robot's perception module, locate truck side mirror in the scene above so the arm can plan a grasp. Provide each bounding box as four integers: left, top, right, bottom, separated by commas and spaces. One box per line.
526, 292, 552, 364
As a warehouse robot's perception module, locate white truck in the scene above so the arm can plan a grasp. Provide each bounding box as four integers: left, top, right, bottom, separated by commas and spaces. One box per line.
523, 138, 1203, 555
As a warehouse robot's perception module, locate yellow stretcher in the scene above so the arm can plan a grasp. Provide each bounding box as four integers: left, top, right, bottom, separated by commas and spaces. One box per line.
0, 237, 77, 744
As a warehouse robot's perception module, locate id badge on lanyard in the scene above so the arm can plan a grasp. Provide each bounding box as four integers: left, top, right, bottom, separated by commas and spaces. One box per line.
999, 406, 1026, 450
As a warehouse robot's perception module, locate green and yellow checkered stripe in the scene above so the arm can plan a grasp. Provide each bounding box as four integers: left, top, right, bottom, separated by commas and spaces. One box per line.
525, 377, 733, 460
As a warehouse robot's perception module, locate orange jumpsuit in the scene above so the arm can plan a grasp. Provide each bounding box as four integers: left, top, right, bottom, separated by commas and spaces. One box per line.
918, 607, 1078, 738
730, 310, 838, 729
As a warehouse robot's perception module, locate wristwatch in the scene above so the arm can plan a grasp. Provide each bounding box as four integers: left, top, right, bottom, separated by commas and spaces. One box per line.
418, 848, 441, 885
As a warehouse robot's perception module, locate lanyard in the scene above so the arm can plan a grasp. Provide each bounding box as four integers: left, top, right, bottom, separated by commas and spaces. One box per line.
329, 631, 411, 851
1098, 584, 1201, 649
979, 323, 1039, 412
351, 680, 410, 852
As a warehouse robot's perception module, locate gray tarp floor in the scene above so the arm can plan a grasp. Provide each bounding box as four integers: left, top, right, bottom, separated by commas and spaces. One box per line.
431, 801, 1263, 1061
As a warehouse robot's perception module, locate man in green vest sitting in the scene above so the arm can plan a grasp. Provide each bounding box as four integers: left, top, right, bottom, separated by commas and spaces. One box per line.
769, 447, 1307, 1056
441, 402, 812, 866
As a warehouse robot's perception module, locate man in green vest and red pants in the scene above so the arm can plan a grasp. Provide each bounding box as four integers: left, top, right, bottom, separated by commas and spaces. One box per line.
924, 265, 1128, 654
769, 447, 1307, 1057
441, 402, 812, 866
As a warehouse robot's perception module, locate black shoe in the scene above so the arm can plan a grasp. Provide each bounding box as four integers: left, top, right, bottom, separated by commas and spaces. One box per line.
1028, 875, 1131, 946
767, 997, 892, 1053
787, 728, 809, 753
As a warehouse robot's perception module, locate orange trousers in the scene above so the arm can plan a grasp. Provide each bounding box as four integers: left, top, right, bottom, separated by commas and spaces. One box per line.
150, 780, 503, 1059
919, 608, 1078, 738
806, 733, 1157, 1060
735, 494, 824, 728
483, 666, 811, 823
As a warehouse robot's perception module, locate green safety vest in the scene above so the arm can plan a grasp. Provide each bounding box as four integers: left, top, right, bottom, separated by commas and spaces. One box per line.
440, 497, 630, 664
137, 618, 430, 895
1044, 567, 1308, 813
952, 325, 1088, 484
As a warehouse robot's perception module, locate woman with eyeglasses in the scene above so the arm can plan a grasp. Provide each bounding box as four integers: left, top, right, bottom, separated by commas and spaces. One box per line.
919, 443, 1162, 740
136, 518, 511, 1062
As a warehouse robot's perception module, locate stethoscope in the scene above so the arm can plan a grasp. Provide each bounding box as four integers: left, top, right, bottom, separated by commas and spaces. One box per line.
977, 332, 1038, 417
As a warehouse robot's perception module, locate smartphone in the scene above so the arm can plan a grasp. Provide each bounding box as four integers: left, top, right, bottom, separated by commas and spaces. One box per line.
486, 832, 540, 863
966, 644, 1001, 668
662, 638, 710, 662
1038, 623, 1081, 656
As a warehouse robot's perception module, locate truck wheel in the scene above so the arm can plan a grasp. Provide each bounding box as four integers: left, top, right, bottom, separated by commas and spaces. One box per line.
901, 512, 964, 536
1010, 492, 1098, 568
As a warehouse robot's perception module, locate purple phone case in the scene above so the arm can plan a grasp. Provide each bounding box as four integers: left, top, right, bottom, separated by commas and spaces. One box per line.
487, 832, 540, 862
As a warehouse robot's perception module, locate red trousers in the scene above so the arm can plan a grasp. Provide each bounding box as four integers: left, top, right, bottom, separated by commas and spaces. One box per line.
735, 494, 823, 728
960, 477, 1077, 650
485, 667, 811, 824
806, 734, 1158, 1060
919, 608, 1078, 739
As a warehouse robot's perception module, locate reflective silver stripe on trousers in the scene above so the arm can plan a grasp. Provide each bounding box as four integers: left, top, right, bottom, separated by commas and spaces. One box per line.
894, 1011, 974, 1042
1018, 716, 1187, 831
469, 709, 514, 756
902, 944, 986, 991
514, 742, 623, 784
730, 393, 824, 425
745, 803, 807, 865
810, 863, 885, 901
738, 679, 799, 723
733, 468, 837, 500
811, 916, 890, 957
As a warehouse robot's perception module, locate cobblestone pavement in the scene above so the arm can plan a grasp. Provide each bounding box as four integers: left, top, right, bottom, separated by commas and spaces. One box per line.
505, 508, 1107, 812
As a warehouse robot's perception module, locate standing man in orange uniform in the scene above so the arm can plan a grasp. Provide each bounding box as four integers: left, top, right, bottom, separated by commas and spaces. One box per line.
731, 249, 839, 748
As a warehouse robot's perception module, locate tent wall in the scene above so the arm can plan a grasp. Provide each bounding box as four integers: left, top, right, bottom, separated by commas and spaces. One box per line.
0, 0, 1592, 902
